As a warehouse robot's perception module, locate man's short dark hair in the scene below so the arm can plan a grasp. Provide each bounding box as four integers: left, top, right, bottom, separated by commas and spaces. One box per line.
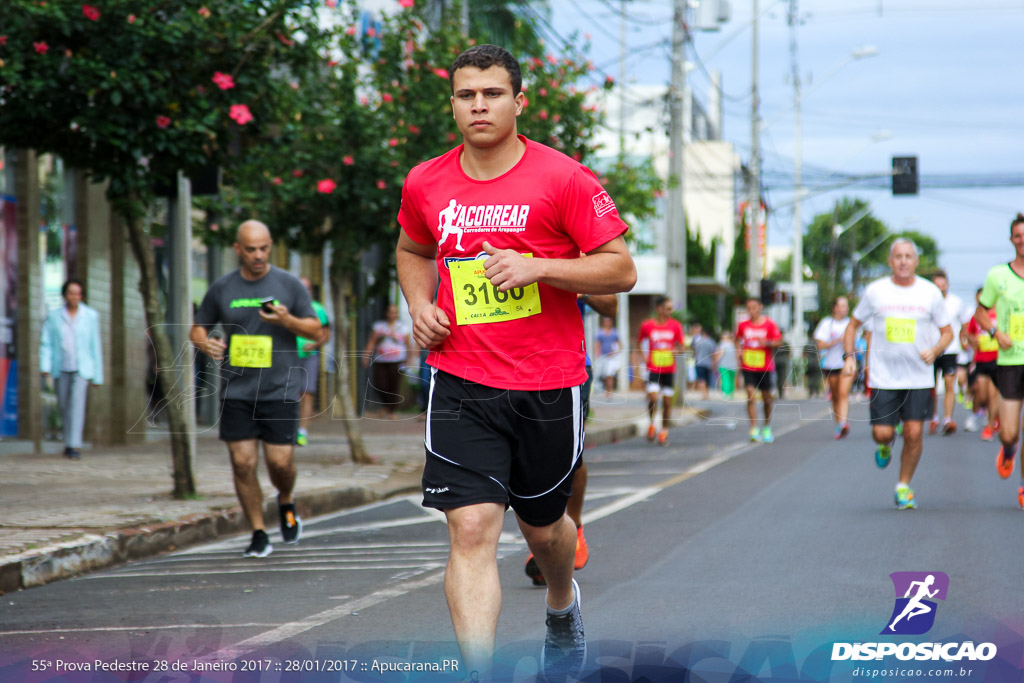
932, 269, 948, 281
61, 278, 84, 297
449, 44, 522, 96
654, 295, 670, 309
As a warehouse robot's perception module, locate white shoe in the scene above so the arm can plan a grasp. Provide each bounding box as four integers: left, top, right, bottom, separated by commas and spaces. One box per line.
964, 414, 979, 433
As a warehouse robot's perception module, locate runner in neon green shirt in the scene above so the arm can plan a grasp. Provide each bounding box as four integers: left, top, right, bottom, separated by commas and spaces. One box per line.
975, 212, 1024, 507
296, 277, 330, 446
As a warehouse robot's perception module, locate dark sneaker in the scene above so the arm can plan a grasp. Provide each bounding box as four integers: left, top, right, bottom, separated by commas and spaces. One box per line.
279, 503, 302, 544
541, 578, 586, 683
242, 530, 273, 558
63, 448, 81, 460
525, 554, 546, 586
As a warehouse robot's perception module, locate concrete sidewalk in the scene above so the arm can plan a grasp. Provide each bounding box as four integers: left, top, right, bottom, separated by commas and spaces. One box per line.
0, 390, 706, 593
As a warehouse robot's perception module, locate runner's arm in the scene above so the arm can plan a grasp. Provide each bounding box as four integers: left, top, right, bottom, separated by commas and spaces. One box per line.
841, 317, 863, 376
190, 324, 226, 361
396, 232, 451, 349
974, 302, 1010, 350
481, 235, 636, 294
920, 325, 954, 364
261, 304, 322, 339
579, 293, 618, 318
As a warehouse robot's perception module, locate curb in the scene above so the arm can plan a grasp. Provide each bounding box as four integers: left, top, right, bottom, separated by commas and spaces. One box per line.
0, 415, 708, 593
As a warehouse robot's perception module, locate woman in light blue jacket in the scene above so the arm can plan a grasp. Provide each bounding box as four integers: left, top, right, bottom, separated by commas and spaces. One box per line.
39, 279, 103, 460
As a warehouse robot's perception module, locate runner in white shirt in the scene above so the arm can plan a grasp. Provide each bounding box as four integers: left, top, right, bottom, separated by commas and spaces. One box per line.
929, 271, 966, 435
814, 296, 853, 439
843, 239, 953, 509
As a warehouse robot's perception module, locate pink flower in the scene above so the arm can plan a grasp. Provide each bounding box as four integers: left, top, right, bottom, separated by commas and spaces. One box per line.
366, 27, 377, 38
399, 0, 414, 7
34, 41, 49, 54
539, 110, 548, 120
408, 124, 420, 134
553, 114, 561, 122
198, 7, 210, 18
382, 93, 393, 103
292, 169, 304, 178
317, 179, 336, 194
325, 0, 337, 6
539, 88, 547, 96
212, 72, 235, 90
342, 155, 354, 166
156, 115, 171, 129
376, 179, 387, 190
432, 67, 449, 79
228, 103, 253, 125
345, 25, 357, 36
127, 14, 136, 23
0, 37, 7, 46
447, 132, 457, 142
359, 95, 369, 106
388, 138, 398, 147
82, 4, 100, 20
272, 177, 282, 185
546, 54, 557, 64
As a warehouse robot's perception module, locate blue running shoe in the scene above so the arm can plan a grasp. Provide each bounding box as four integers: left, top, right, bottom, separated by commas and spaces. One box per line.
895, 485, 917, 510
875, 443, 892, 469
761, 426, 774, 443
749, 427, 761, 442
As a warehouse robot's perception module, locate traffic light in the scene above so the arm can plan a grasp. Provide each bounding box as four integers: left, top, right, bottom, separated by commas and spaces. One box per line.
760, 278, 776, 306
892, 156, 918, 195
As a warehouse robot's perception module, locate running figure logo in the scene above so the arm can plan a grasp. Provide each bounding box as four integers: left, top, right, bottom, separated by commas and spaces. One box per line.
882, 572, 949, 635
437, 199, 465, 252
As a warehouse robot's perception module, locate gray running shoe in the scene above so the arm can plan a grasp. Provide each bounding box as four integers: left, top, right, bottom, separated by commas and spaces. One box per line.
541, 578, 586, 682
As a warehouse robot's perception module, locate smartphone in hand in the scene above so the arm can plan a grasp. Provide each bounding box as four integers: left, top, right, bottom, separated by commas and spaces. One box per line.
260, 297, 276, 313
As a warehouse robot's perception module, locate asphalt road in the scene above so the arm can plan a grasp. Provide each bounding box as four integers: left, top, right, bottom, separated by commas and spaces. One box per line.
2, 395, 1022, 682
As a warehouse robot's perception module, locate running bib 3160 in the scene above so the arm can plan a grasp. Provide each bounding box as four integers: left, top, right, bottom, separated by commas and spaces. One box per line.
229, 335, 273, 368
1010, 313, 1024, 342
885, 317, 916, 344
742, 349, 767, 369
449, 258, 541, 326
651, 349, 674, 368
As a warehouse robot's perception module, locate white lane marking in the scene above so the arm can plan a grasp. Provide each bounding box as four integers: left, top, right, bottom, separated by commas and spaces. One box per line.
82, 563, 448, 579
0, 623, 282, 636
216, 572, 448, 659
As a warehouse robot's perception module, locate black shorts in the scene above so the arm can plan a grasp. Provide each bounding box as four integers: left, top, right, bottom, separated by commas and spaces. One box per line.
934, 354, 958, 378
822, 367, 844, 379
695, 366, 712, 385
646, 370, 675, 396
219, 398, 299, 444
995, 365, 1024, 401
974, 361, 998, 383
422, 369, 584, 527
743, 369, 773, 391
869, 388, 933, 426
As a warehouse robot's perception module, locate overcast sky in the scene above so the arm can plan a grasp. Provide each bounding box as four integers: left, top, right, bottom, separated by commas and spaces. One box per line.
543, 0, 1024, 300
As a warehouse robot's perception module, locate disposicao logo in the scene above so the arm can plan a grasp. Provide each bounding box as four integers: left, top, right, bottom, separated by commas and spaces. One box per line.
831, 571, 998, 663
883, 571, 948, 635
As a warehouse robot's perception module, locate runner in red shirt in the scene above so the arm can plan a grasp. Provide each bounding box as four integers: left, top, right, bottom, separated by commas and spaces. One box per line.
396, 44, 636, 682
736, 296, 783, 443
637, 295, 686, 445
965, 288, 1000, 440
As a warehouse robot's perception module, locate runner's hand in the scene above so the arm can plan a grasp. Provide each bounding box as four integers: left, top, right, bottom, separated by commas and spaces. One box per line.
842, 356, 857, 377
919, 347, 939, 364
411, 303, 451, 350
259, 301, 288, 324
203, 336, 227, 361
995, 330, 1012, 350
481, 241, 539, 291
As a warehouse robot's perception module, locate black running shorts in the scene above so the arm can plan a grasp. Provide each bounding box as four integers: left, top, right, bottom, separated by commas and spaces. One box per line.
743, 369, 773, 391
995, 364, 1024, 401
646, 370, 675, 397
975, 360, 998, 382
219, 398, 299, 444
423, 369, 584, 527
934, 354, 958, 378
869, 388, 933, 426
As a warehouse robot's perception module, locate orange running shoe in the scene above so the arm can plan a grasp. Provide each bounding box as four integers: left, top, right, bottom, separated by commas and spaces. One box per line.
657, 429, 669, 446
994, 417, 1001, 432
997, 443, 1016, 480
942, 420, 957, 435
981, 425, 995, 442
525, 554, 545, 586
647, 424, 656, 442
574, 526, 589, 570
928, 418, 939, 435
1018, 486, 1024, 511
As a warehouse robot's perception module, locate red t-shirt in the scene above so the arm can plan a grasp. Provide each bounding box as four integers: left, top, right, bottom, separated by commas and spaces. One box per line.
736, 317, 782, 372
398, 137, 629, 390
637, 318, 685, 373
968, 310, 999, 363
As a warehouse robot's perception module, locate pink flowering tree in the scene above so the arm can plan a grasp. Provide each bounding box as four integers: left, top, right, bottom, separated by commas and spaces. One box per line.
0, 0, 332, 497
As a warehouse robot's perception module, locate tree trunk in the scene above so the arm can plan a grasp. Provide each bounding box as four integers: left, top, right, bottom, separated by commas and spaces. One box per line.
123, 210, 197, 497
330, 269, 371, 464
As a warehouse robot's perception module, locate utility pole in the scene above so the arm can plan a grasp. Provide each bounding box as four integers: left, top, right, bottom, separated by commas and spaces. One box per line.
788, 0, 805, 348
747, 0, 762, 299
667, 0, 687, 314
619, 0, 628, 152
